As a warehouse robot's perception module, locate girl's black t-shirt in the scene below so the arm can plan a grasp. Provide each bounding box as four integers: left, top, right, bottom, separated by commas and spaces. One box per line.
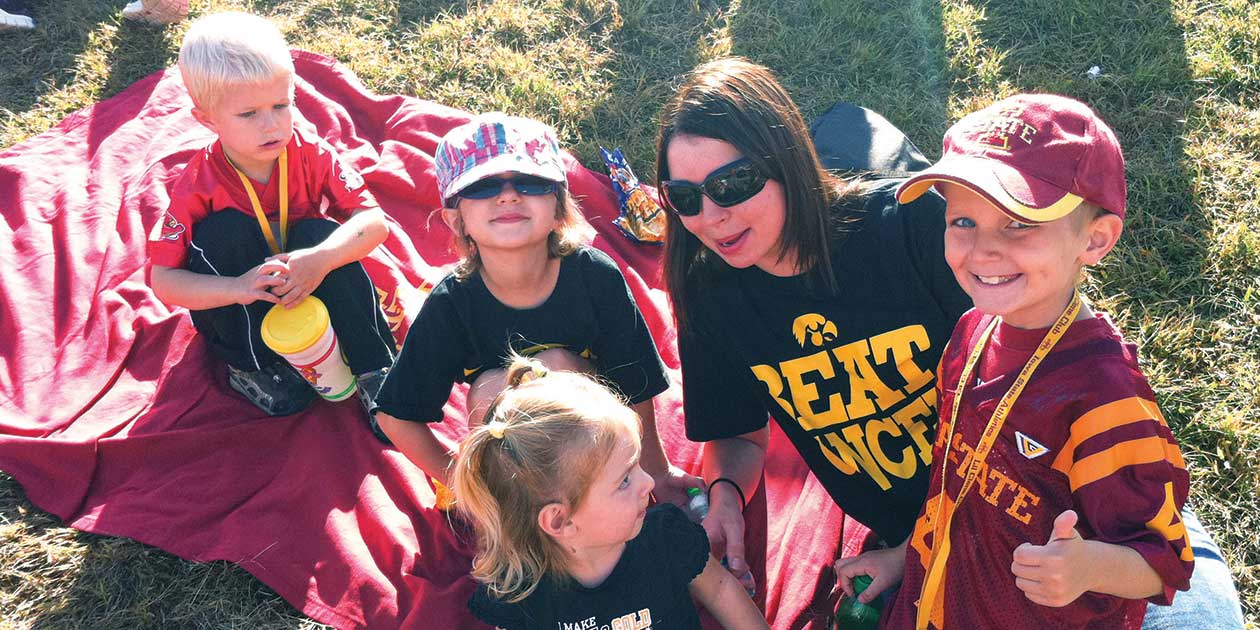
469, 504, 710, 630
375, 246, 669, 423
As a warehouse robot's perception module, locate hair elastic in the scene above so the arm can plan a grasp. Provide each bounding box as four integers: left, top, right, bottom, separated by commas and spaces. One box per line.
518, 365, 548, 385
486, 421, 508, 439
708, 477, 747, 511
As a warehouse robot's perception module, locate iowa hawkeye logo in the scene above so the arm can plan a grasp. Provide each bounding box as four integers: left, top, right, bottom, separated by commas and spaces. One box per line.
793, 313, 838, 347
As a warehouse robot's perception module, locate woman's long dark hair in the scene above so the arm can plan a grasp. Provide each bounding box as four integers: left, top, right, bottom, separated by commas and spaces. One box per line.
656, 58, 862, 331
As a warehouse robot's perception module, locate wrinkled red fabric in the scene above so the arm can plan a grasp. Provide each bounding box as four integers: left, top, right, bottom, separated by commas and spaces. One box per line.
0, 50, 866, 630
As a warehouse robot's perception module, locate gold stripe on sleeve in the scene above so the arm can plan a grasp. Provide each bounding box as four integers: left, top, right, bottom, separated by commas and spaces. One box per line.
1067, 435, 1186, 492
1051, 397, 1168, 475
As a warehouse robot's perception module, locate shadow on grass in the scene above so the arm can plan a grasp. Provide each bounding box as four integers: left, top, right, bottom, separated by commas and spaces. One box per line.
100, 15, 181, 101
575, 0, 953, 183
394, 0, 474, 25
0, 1, 178, 113
0, 1, 105, 114
575, 0, 735, 177
728, 0, 951, 157
82, 17, 182, 161
0, 1, 182, 155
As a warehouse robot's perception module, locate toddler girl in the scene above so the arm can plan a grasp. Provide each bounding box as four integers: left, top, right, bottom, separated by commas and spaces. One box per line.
453, 357, 768, 630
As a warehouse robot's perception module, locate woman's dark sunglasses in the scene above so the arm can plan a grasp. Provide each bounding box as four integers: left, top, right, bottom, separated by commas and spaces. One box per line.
457, 175, 558, 200
659, 157, 769, 217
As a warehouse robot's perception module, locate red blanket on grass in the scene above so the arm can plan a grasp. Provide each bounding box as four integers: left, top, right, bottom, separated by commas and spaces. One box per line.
0, 50, 866, 629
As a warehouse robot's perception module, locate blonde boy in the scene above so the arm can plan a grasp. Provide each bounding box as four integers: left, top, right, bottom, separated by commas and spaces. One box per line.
147, 12, 395, 424
836, 94, 1194, 629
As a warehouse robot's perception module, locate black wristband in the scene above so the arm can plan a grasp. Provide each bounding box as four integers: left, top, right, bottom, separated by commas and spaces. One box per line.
708, 477, 747, 511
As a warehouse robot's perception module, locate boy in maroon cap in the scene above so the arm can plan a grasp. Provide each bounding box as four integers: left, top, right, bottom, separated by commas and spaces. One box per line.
834, 94, 1194, 629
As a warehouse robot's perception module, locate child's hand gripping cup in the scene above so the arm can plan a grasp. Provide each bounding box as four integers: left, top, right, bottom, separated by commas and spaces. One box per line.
834, 574, 882, 630
261, 296, 357, 401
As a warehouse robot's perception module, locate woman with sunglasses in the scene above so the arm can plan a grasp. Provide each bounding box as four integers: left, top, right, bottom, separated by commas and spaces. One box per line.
656, 58, 971, 585
373, 113, 701, 505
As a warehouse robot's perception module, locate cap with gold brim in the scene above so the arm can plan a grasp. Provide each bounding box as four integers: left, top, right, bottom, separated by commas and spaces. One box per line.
896, 155, 1083, 224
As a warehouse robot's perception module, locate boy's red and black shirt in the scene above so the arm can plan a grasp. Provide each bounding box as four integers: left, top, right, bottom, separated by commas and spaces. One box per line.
146, 125, 377, 269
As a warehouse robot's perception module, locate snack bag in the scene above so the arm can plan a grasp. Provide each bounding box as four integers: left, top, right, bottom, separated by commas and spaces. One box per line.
601, 147, 666, 244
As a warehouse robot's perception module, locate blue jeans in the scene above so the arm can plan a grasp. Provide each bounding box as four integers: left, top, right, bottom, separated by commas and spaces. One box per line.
1142, 506, 1245, 629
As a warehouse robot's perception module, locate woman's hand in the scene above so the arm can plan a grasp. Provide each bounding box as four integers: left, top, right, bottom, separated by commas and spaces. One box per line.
649, 464, 705, 507
699, 429, 768, 595
704, 481, 755, 594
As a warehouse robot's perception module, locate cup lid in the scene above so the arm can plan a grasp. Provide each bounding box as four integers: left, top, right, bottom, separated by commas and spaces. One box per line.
261, 296, 330, 355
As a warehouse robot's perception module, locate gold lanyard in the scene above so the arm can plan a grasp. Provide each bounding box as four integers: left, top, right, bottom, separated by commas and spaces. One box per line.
915, 292, 1082, 630
231, 148, 289, 255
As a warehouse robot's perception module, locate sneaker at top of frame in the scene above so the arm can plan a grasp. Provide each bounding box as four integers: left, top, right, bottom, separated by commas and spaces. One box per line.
121, 0, 188, 25
0, 9, 35, 30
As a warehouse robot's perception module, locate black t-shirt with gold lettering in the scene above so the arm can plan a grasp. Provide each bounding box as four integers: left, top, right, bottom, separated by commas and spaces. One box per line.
468, 504, 709, 630
680, 179, 970, 543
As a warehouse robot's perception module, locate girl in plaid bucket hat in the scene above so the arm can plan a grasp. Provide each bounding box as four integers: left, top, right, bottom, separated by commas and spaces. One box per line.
372, 113, 703, 509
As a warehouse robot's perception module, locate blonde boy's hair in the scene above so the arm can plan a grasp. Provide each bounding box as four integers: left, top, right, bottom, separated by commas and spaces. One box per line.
451, 355, 641, 603
178, 12, 295, 111
1070, 201, 1112, 230
448, 183, 592, 281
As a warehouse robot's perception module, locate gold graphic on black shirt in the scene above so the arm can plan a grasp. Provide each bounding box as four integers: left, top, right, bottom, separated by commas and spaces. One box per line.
792, 313, 838, 347
558, 608, 651, 630
462, 345, 592, 378
751, 323, 937, 490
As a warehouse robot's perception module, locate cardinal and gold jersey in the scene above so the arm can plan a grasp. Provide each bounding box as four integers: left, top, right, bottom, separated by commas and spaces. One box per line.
887, 309, 1193, 630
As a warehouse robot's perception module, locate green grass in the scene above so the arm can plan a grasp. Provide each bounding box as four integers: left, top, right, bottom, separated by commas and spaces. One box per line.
1, 0, 1257, 627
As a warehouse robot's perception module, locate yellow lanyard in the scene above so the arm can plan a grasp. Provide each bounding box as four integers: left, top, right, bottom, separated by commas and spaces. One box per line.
915, 292, 1082, 630
232, 148, 289, 255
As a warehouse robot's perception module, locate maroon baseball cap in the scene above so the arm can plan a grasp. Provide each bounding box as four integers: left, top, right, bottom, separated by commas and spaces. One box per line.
897, 94, 1126, 223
